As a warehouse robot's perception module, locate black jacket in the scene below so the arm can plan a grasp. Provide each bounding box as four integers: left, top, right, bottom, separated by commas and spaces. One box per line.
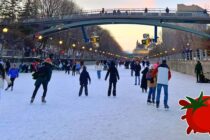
130, 61, 135, 70
105, 65, 120, 82
80, 70, 91, 85
134, 64, 141, 76
34, 63, 52, 86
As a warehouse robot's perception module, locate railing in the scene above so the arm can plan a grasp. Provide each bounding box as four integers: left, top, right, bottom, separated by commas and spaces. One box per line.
0, 8, 209, 24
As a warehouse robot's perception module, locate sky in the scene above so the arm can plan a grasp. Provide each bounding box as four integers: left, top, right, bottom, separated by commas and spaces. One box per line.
74, 0, 210, 52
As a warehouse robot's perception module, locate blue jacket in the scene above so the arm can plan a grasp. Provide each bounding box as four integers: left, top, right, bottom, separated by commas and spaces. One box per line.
8, 68, 19, 78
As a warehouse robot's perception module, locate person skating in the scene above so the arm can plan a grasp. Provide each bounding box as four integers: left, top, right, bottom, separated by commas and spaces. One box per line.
154, 60, 171, 109
130, 60, 135, 76
72, 62, 76, 76
95, 61, 103, 79
66, 62, 71, 75
134, 61, 141, 85
79, 66, 91, 96
0, 64, 6, 97
147, 65, 157, 104
195, 61, 203, 83
75, 62, 81, 75
105, 61, 120, 97
30, 58, 53, 104
5, 64, 19, 91
5, 59, 11, 73
141, 63, 149, 93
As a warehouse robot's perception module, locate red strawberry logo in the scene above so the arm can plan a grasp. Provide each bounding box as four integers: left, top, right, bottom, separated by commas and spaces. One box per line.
179, 92, 210, 134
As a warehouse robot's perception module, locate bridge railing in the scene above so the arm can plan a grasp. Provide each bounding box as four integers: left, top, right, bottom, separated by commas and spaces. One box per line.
0, 8, 209, 24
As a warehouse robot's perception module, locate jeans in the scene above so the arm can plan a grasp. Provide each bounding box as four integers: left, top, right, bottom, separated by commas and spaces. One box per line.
79, 85, 88, 96
6, 77, 16, 89
131, 70, 134, 76
147, 87, 156, 102
156, 84, 168, 107
97, 70, 101, 79
108, 82, 117, 96
135, 76, 140, 85
32, 81, 48, 99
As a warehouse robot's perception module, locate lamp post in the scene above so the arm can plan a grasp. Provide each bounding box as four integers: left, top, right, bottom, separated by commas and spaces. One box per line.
1, 27, 9, 57
58, 40, 63, 59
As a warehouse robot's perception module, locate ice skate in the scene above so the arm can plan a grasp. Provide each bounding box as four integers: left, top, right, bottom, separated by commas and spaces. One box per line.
41, 97, 47, 103
30, 98, 34, 104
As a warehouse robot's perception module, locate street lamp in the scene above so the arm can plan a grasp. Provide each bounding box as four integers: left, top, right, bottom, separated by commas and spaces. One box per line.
2, 28, 8, 33
59, 40, 63, 45
1, 27, 9, 57
72, 44, 76, 48
38, 35, 43, 40
172, 48, 176, 51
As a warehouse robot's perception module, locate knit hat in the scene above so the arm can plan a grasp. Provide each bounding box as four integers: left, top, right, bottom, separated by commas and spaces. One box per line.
44, 58, 52, 65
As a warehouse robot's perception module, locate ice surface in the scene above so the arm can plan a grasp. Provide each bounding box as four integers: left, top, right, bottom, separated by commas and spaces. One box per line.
0, 65, 210, 140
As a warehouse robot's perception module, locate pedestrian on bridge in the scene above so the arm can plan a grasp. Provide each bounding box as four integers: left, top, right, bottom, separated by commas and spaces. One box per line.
166, 7, 169, 14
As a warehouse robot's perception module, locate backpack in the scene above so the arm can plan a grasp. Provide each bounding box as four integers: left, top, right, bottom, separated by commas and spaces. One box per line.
32, 64, 45, 80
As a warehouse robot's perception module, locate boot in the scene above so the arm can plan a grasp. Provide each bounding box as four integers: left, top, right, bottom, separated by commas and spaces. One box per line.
30, 98, 34, 104
156, 101, 160, 108
164, 105, 170, 109
5, 87, 9, 91
42, 97, 46, 103
147, 100, 152, 104
113, 90, 116, 96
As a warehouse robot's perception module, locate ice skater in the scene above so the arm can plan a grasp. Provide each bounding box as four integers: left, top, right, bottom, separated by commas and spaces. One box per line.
0, 63, 11, 98
141, 62, 149, 93
5, 64, 19, 91
147, 65, 157, 104
30, 58, 53, 103
134, 61, 141, 85
154, 60, 171, 109
79, 66, 91, 96
105, 61, 120, 97
95, 61, 103, 79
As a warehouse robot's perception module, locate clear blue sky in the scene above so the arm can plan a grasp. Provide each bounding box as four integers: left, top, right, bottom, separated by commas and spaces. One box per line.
75, 0, 209, 52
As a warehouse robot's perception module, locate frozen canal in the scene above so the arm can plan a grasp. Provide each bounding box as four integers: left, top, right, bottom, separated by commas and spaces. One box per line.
0, 66, 210, 140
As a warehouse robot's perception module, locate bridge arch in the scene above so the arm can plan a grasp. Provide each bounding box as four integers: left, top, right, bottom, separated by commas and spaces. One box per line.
37, 19, 210, 38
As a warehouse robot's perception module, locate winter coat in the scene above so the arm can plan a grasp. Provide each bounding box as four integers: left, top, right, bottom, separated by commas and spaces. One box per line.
134, 64, 141, 76
154, 63, 171, 85
76, 63, 81, 70
35, 63, 52, 86
80, 70, 91, 85
147, 69, 157, 88
105, 64, 120, 83
141, 67, 149, 89
8, 68, 19, 78
95, 64, 103, 71
195, 62, 203, 74
130, 61, 135, 70
0, 72, 10, 89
